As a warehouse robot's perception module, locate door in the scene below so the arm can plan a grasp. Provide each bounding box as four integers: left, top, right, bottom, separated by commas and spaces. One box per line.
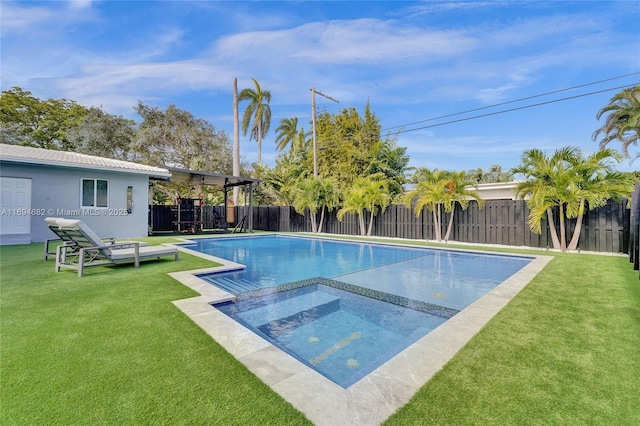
0, 177, 32, 235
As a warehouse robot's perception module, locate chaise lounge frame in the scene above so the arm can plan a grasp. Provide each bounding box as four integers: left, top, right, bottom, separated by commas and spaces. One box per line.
48, 218, 179, 277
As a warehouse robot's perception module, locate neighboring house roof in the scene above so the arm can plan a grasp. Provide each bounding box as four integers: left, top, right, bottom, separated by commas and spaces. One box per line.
0, 144, 171, 179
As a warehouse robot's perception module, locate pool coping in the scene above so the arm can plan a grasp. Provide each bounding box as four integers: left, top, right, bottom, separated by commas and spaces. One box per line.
168, 234, 553, 426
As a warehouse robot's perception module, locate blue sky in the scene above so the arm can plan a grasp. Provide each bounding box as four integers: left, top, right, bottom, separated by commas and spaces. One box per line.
2, 1, 639, 173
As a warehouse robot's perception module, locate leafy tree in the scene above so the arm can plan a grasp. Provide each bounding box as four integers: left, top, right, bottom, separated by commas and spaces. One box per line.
593, 85, 640, 161
133, 102, 233, 202
315, 102, 407, 194
0, 87, 88, 150
511, 146, 633, 252
365, 139, 410, 197
133, 102, 232, 172
337, 176, 391, 236
239, 78, 272, 165
292, 176, 339, 233
68, 107, 136, 160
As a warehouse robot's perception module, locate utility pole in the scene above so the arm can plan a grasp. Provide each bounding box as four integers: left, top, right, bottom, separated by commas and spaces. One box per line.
311, 87, 339, 177
233, 78, 240, 205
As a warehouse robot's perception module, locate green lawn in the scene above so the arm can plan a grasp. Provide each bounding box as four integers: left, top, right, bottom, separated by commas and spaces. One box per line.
1, 236, 638, 425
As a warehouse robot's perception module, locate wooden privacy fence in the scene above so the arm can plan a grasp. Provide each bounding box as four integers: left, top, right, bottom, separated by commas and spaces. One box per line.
248, 199, 631, 254
629, 184, 639, 277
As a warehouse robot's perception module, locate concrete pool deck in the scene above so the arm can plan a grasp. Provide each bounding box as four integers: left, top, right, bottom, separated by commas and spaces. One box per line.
169, 235, 553, 426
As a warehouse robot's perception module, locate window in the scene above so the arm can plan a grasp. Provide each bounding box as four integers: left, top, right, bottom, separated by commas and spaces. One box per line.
81, 179, 108, 208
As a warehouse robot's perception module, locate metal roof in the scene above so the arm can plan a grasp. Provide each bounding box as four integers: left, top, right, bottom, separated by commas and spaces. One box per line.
0, 143, 171, 178
166, 166, 261, 188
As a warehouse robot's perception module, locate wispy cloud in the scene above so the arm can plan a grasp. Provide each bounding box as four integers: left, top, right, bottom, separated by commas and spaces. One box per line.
0, 2, 56, 35
1, 1, 637, 171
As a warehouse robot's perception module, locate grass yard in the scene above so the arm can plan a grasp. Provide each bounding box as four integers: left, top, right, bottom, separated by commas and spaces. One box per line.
1, 235, 639, 425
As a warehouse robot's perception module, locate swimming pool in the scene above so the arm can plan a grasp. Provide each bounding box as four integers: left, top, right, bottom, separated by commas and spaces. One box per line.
179, 235, 532, 387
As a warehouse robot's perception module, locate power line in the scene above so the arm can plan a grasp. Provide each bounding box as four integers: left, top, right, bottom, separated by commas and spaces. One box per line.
383, 72, 640, 132
394, 83, 638, 135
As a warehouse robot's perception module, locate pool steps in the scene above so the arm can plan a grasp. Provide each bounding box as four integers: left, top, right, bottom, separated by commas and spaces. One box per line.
204, 275, 261, 293
239, 291, 340, 329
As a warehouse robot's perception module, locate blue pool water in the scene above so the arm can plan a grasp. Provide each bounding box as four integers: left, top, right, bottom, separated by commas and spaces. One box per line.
181, 235, 533, 387
215, 281, 449, 388
184, 235, 532, 311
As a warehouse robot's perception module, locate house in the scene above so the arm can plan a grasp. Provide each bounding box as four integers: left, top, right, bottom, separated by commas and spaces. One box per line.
471, 181, 521, 200
0, 144, 170, 245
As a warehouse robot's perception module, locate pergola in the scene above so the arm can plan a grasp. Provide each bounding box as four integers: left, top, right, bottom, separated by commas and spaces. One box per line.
161, 167, 261, 232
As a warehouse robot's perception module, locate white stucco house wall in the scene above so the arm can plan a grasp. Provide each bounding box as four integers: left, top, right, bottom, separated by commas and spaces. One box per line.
0, 144, 170, 245
471, 181, 522, 200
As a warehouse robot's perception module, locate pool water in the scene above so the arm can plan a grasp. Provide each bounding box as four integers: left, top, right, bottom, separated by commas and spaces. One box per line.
214, 281, 449, 388
186, 235, 532, 311
182, 235, 533, 388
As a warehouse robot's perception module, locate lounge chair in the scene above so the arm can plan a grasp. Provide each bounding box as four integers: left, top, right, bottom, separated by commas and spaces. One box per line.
48, 218, 179, 277
43, 217, 148, 260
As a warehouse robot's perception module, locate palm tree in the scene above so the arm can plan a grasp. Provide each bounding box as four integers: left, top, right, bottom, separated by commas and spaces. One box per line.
274, 117, 298, 152
292, 176, 339, 233
511, 146, 631, 252
485, 164, 513, 183
316, 177, 340, 233
403, 169, 451, 241
565, 148, 633, 251
593, 85, 640, 161
337, 184, 368, 236
338, 177, 391, 236
466, 167, 484, 183
239, 78, 272, 165
441, 171, 484, 241
512, 147, 578, 251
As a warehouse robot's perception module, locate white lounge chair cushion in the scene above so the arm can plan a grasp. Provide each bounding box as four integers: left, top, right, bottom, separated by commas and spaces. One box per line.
56, 218, 105, 246
109, 246, 177, 261
45, 217, 61, 227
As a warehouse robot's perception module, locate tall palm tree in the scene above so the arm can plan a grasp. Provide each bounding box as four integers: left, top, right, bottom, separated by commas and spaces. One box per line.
274, 117, 298, 152
593, 85, 640, 161
239, 78, 272, 165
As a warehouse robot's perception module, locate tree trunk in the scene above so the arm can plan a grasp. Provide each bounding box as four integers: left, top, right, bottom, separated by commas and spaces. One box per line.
546, 208, 561, 250
559, 204, 566, 252
367, 210, 374, 236
444, 207, 455, 241
257, 120, 262, 165
318, 207, 325, 233
232, 78, 240, 205
567, 199, 586, 251
434, 206, 442, 241
358, 213, 366, 236
310, 211, 318, 233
